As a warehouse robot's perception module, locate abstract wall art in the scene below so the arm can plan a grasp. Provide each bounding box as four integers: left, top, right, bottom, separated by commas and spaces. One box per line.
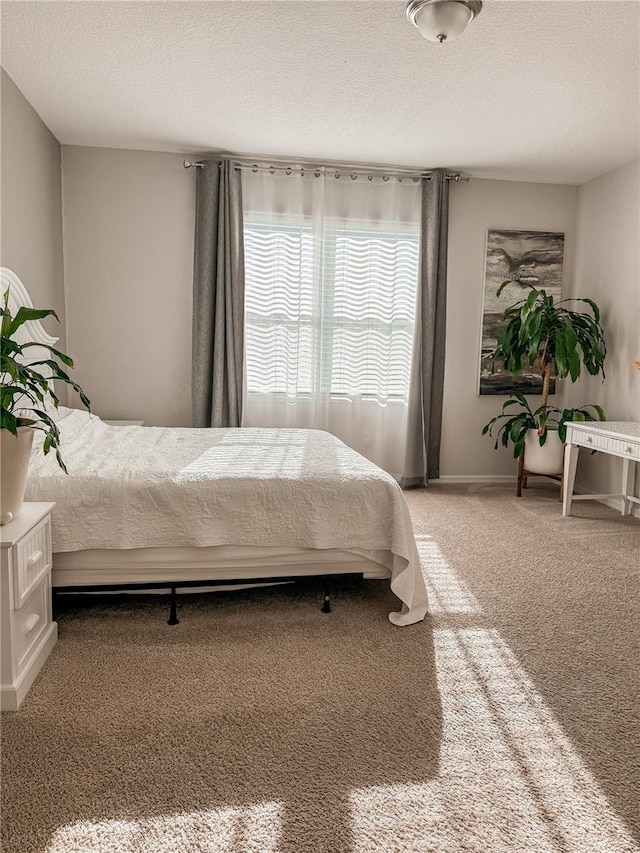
479, 229, 565, 395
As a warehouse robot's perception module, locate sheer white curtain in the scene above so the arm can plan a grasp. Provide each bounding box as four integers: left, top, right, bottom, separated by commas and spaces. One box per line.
241, 169, 421, 478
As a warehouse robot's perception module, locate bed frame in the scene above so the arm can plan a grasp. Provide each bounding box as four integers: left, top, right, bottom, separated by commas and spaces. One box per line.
54, 574, 350, 624
51, 546, 391, 623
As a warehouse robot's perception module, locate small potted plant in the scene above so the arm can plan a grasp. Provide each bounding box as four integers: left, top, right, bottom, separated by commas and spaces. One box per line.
1, 287, 90, 524
482, 281, 606, 488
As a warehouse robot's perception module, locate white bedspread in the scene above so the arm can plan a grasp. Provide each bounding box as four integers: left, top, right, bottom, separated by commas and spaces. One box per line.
25, 412, 428, 625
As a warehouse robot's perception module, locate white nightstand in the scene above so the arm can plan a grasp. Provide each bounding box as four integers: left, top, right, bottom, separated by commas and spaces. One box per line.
1, 503, 58, 711
104, 420, 145, 426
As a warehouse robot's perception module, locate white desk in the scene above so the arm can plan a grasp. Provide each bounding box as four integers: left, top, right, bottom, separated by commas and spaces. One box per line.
562, 422, 640, 517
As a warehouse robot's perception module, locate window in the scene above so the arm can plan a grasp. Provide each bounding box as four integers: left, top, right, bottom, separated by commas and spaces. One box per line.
244, 213, 420, 404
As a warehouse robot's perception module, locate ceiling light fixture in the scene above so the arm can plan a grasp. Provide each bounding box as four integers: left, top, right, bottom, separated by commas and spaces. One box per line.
406, 0, 482, 44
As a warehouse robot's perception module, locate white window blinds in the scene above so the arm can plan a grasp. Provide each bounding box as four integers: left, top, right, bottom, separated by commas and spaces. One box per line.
242, 170, 422, 477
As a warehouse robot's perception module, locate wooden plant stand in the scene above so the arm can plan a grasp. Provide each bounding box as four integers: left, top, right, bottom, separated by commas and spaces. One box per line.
517, 453, 564, 502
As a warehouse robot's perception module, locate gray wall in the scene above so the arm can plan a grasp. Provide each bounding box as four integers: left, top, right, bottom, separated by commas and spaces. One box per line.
443, 178, 578, 477
1, 69, 66, 364
61, 146, 195, 426
563, 159, 640, 498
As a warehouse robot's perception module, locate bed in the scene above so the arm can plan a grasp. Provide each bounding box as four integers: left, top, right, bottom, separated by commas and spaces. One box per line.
24, 409, 429, 626
3, 266, 427, 627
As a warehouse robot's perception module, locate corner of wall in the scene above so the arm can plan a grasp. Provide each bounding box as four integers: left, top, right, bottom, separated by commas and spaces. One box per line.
60, 145, 70, 357
565, 159, 640, 497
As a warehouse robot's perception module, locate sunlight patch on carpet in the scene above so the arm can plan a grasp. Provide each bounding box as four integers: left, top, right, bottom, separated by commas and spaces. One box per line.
350, 628, 637, 852
415, 535, 482, 614
45, 801, 282, 853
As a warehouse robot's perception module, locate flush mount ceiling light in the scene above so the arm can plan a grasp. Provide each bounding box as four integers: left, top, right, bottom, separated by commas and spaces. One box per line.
406, 0, 482, 44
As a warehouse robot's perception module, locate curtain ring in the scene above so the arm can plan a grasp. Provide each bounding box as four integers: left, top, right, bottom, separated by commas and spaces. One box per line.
300, 168, 304, 176
285, 168, 292, 175
413, 176, 419, 182
269, 167, 275, 174
351, 173, 358, 180
335, 171, 340, 179
367, 174, 373, 181
383, 175, 390, 182
398, 176, 403, 182
252, 165, 258, 172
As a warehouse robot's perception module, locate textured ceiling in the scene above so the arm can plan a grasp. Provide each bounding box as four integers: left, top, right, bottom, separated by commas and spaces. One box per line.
1, 1, 639, 184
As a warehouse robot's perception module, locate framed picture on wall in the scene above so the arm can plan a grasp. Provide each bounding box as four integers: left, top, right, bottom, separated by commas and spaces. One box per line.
478, 228, 565, 396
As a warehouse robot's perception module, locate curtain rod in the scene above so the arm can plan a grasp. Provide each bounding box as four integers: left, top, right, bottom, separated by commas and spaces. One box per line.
182, 159, 469, 182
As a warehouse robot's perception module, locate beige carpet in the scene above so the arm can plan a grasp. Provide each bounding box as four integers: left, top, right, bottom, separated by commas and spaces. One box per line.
1, 483, 639, 853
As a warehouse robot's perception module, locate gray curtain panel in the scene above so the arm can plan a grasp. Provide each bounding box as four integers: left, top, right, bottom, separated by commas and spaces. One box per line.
192, 159, 245, 427
401, 169, 450, 487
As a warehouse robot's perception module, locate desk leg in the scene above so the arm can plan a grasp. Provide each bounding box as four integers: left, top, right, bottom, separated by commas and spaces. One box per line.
562, 443, 579, 517
622, 458, 636, 516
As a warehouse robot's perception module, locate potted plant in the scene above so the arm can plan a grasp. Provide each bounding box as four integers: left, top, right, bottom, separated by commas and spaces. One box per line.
1, 288, 90, 524
482, 281, 606, 487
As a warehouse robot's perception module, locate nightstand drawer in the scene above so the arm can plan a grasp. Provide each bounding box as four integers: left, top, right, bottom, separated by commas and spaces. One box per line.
13, 516, 52, 609
13, 579, 49, 671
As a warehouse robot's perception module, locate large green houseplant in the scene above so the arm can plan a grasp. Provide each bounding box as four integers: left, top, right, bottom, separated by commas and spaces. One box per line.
1, 288, 90, 523
482, 281, 606, 473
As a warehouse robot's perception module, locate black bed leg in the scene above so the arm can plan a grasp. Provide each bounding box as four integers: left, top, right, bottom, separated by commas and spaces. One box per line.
321, 579, 332, 614
167, 585, 179, 625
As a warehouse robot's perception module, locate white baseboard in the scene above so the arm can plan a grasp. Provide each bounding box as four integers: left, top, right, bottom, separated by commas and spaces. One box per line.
434, 475, 516, 484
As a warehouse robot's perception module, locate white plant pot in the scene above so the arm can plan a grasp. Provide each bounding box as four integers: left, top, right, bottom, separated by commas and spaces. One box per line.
0, 427, 34, 525
524, 428, 564, 475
